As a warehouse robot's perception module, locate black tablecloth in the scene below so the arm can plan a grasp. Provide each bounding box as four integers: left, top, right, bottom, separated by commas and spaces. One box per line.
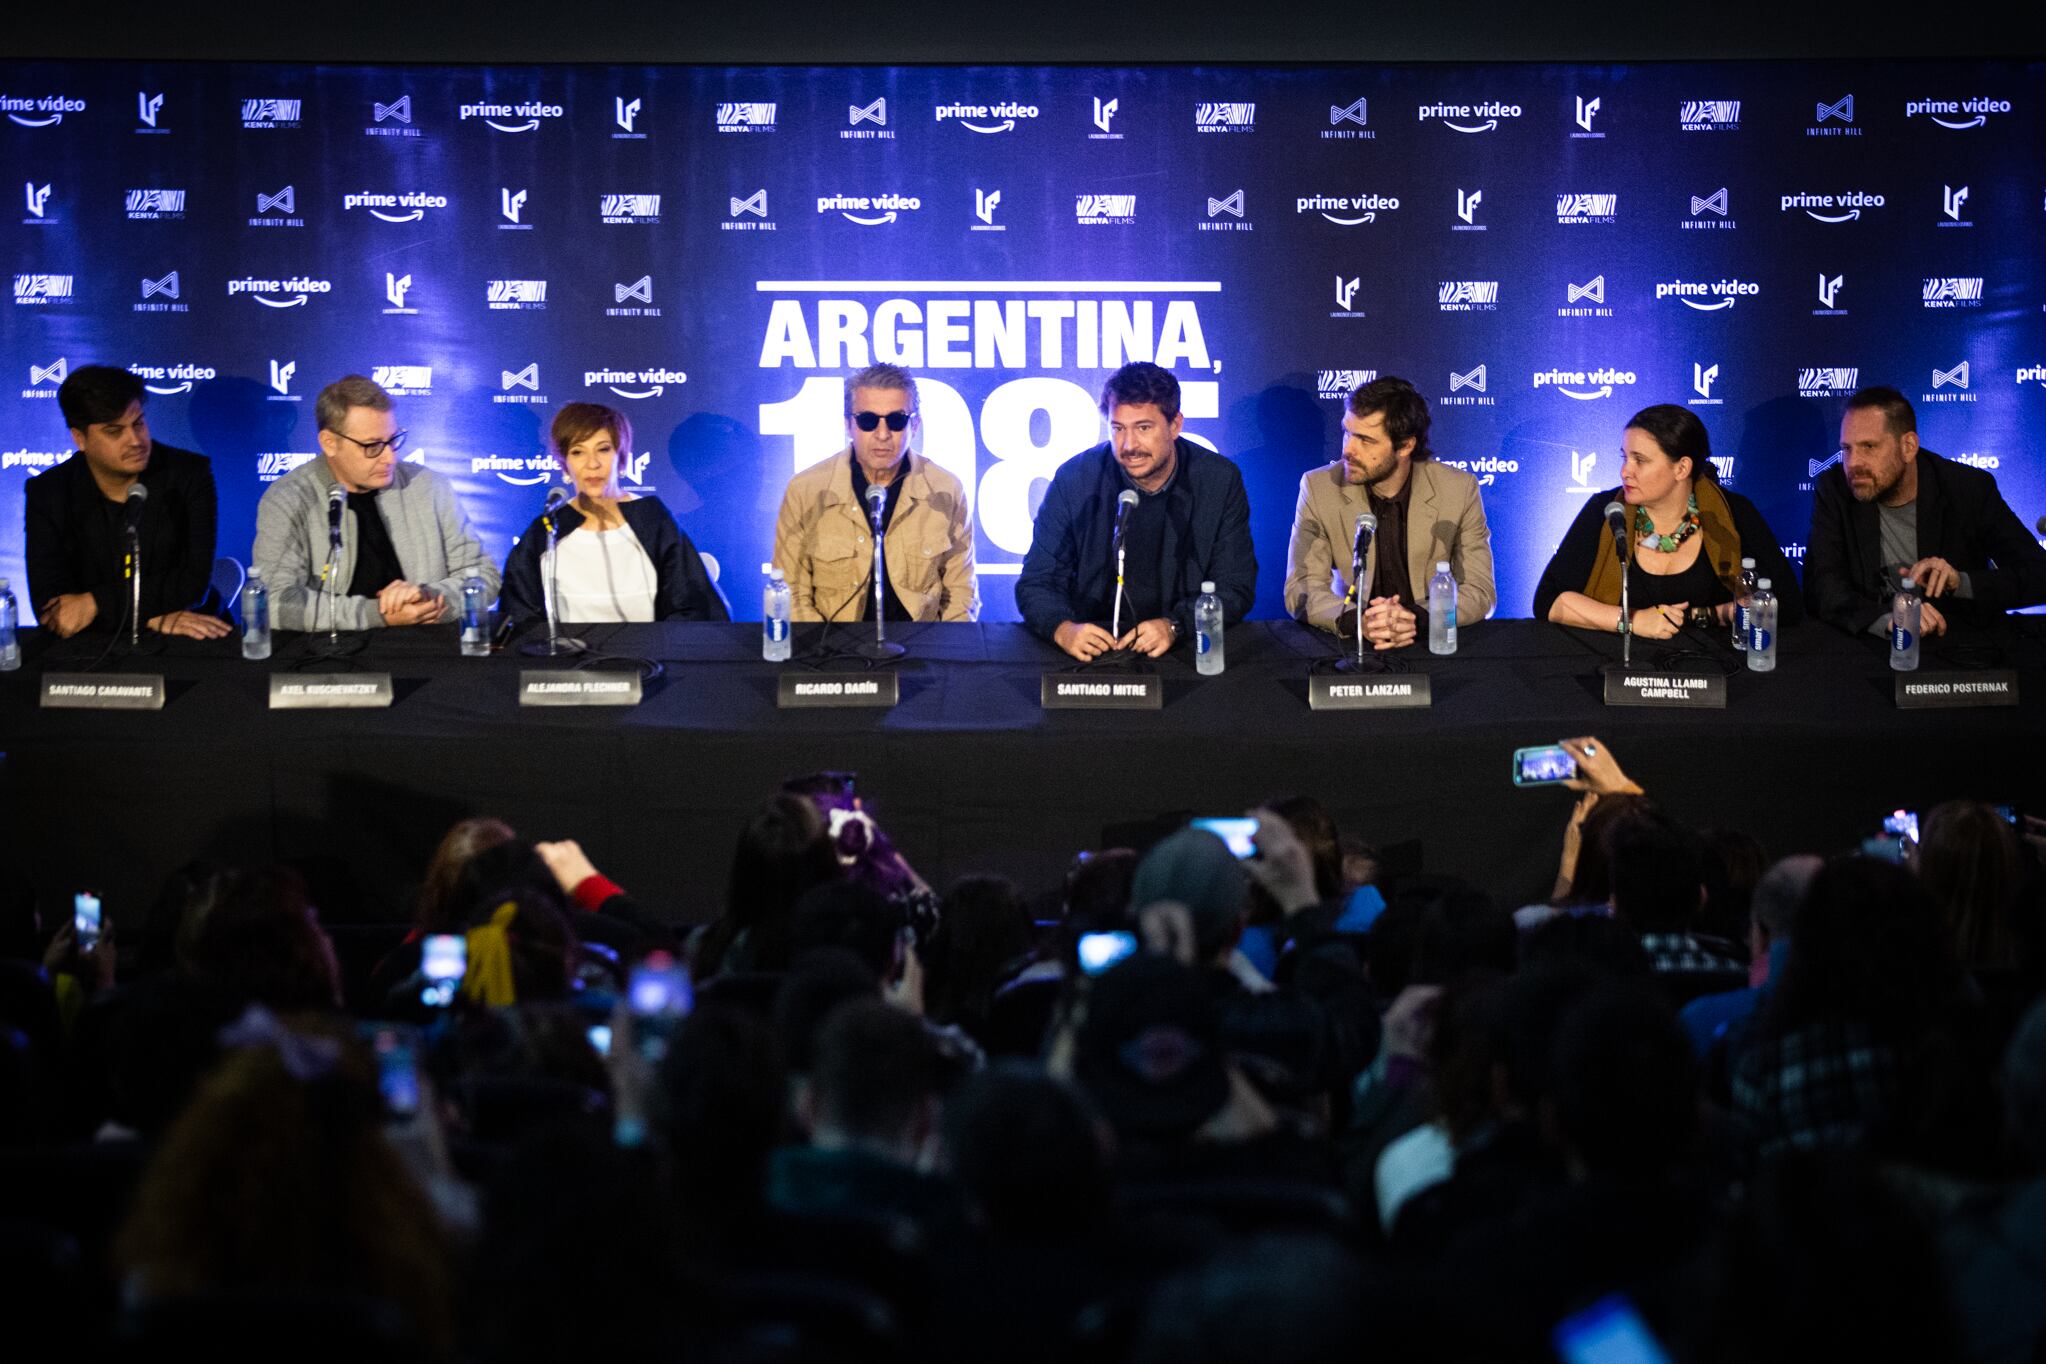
5, 618, 2042, 930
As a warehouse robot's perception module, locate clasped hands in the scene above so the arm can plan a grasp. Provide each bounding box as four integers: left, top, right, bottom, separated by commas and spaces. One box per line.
1338, 596, 1419, 651
376, 579, 447, 626
1055, 617, 1176, 661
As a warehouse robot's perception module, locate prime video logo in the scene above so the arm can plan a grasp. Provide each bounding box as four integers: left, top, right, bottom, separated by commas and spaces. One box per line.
1655, 278, 1760, 310
227, 276, 331, 307
582, 367, 688, 400
935, 101, 1038, 133
818, 193, 921, 225
1782, 190, 1884, 222
342, 191, 448, 223
1297, 193, 1398, 225
1903, 96, 2011, 130
1417, 100, 1521, 133
1534, 366, 1637, 400
2, 94, 86, 127
459, 100, 564, 133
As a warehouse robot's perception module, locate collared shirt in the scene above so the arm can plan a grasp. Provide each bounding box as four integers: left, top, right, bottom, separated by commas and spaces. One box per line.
1367, 473, 1416, 611
344, 490, 405, 597
1113, 453, 1181, 627
847, 454, 911, 622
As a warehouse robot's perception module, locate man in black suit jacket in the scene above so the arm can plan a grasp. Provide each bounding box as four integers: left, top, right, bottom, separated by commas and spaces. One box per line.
1805, 385, 2046, 637
24, 365, 229, 638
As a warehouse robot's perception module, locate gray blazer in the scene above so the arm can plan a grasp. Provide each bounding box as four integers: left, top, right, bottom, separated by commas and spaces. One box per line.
252, 456, 498, 630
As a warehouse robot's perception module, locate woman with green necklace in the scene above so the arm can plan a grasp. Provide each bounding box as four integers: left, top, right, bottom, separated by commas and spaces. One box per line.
1534, 405, 1801, 639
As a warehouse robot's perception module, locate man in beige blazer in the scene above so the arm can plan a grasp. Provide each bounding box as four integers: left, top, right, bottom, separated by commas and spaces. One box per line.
771, 364, 979, 623
1284, 375, 1494, 648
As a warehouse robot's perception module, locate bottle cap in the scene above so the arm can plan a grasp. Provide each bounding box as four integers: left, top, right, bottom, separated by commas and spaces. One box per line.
1436, 561, 1450, 573
1757, 578, 1771, 590
1900, 578, 1917, 592
247, 564, 262, 577
761, 562, 774, 575
1741, 557, 1756, 568
1201, 580, 1215, 593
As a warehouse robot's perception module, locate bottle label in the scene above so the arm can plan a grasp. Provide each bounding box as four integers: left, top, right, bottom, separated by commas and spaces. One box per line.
1749, 626, 1772, 652
770, 617, 788, 643
1891, 624, 1913, 652
1196, 630, 1212, 655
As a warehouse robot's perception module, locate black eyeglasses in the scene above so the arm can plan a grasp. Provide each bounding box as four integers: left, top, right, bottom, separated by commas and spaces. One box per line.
852, 410, 912, 432
327, 428, 408, 459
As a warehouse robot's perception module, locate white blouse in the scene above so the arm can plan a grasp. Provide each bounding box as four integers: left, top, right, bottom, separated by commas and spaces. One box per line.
544, 523, 659, 622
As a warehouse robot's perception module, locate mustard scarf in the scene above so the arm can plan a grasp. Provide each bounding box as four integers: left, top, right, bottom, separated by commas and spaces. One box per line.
461, 901, 521, 1008
1582, 479, 1742, 607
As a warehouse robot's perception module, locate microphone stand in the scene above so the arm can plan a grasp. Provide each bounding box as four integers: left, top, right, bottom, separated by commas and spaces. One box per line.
521, 500, 589, 658
126, 521, 142, 651
303, 519, 366, 661
1084, 509, 1148, 672
851, 491, 905, 662
1618, 523, 1633, 668
1331, 525, 1388, 674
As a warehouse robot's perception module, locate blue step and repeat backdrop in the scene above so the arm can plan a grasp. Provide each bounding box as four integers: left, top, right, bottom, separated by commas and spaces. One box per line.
4, 60, 2043, 623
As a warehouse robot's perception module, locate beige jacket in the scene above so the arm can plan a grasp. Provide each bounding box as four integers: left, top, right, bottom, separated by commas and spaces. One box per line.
771, 450, 978, 622
1283, 457, 1496, 630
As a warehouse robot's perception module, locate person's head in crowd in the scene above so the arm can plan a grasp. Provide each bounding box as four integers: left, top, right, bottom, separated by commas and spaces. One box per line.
699, 792, 840, 976
1490, 962, 1603, 1130
658, 1004, 787, 1252
175, 866, 342, 1012
1129, 828, 1248, 966
1697, 825, 1769, 947
0, 961, 59, 1145
1132, 1233, 1367, 1364
1520, 911, 1654, 977
1688, 1151, 1957, 1364
1549, 983, 1697, 1176
774, 948, 880, 1088
1341, 839, 1381, 891
1838, 384, 1921, 507
1557, 792, 1655, 906
1605, 806, 1705, 936
135, 859, 222, 980
1400, 875, 1515, 986
1764, 855, 1963, 1043
942, 1063, 1112, 1242
1062, 847, 1140, 936
925, 875, 1032, 1032
1070, 953, 1230, 1143
415, 817, 517, 936
1747, 854, 1823, 980
802, 998, 940, 1168
1265, 796, 1345, 902
1425, 972, 1511, 1147
1917, 799, 2026, 973
458, 885, 578, 1008
791, 878, 906, 982
115, 1013, 454, 1353
2004, 998, 2046, 1167
432, 1001, 609, 1136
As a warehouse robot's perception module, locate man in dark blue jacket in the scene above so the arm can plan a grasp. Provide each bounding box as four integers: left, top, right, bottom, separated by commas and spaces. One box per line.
1016, 363, 1256, 660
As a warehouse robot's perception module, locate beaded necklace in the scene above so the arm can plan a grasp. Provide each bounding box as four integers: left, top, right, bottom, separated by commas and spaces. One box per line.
1634, 493, 1701, 553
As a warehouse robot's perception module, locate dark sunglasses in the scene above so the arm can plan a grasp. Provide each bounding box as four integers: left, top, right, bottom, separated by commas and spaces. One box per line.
852, 410, 912, 432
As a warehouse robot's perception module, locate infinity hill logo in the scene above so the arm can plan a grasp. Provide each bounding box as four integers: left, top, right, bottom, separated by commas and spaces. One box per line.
844, 99, 893, 138
607, 276, 660, 318
374, 96, 411, 124
1807, 94, 1862, 137
1560, 275, 1612, 318
1325, 98, 1373, 138
1443, 365, 1494, 406
1683, 188, 1734, 229
29, 357, 68, 388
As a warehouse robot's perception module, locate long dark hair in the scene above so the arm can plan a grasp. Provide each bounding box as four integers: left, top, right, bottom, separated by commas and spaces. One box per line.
695, 794, 839, 977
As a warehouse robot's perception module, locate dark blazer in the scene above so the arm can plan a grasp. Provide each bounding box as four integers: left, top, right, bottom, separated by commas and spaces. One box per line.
1015, 440, 1257, 642
499, 496, 730, 624
23, 442, 217, 627
1532, 486, 1803, 625
1804, 449, 2046, 634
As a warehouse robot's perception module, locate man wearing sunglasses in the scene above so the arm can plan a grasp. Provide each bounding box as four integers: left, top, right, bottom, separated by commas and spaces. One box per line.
252, 374, 497, 630
771, 363, 978, 624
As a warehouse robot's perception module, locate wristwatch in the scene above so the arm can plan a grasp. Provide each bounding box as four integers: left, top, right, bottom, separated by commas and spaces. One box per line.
1614, 609, 1630, 635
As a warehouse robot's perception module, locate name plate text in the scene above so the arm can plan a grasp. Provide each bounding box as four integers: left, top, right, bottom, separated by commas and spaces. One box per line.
1895, 669, 2019, 709
1602, 668, 1726, 709
778, 671, 900, 708
1309, 673, 1433, 710
1041, 673, 1163, 710
40, 673, 166, 710
269, 673, 394, 709
520, 671, 644, 706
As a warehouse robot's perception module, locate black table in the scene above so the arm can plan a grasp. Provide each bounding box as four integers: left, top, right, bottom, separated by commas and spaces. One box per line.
4, 618, 2041, 930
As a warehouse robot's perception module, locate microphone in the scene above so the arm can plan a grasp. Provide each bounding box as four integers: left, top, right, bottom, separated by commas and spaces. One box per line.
123, 483, 148, 531
1603, 500, 1629, 560
543, 486, 569, 514
2036, 514, 2045, 536
327, 484, 347, 549
1352, 511, 1377, 563
1113, 488, 1138, 544
866, 482, 887, 529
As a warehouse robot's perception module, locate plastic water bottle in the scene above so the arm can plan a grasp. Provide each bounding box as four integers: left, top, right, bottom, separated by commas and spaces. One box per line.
242, 566, 271, 660
1428, 561, 1458, 655
1891, 577, 1921, 672
1746, 578, 1777, 672
0, 579, 19, 671
1194, 581, 1224, 675
1732, 557, 1757, 652
762, 564, 792, 662
460, 576, 489, 657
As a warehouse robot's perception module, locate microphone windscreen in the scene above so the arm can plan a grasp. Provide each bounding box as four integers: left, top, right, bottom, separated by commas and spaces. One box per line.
127, 484, 149, 504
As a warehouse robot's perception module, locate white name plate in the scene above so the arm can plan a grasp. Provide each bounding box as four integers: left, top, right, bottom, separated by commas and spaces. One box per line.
1041, 674, 1162, 709
40, 673, 166, 710
269, 673, 394, 709
1895, 669, 2019, 709
778, 671, 900, 708
1309, 673, 1433, 710
520, 671, 644, 706
1602, 667, 1726, 709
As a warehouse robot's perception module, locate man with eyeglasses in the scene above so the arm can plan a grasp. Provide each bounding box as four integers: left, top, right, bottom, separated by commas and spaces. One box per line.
252, 374, 497, 630
1018, 362, 1256, 660
770, 363, 978, 623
